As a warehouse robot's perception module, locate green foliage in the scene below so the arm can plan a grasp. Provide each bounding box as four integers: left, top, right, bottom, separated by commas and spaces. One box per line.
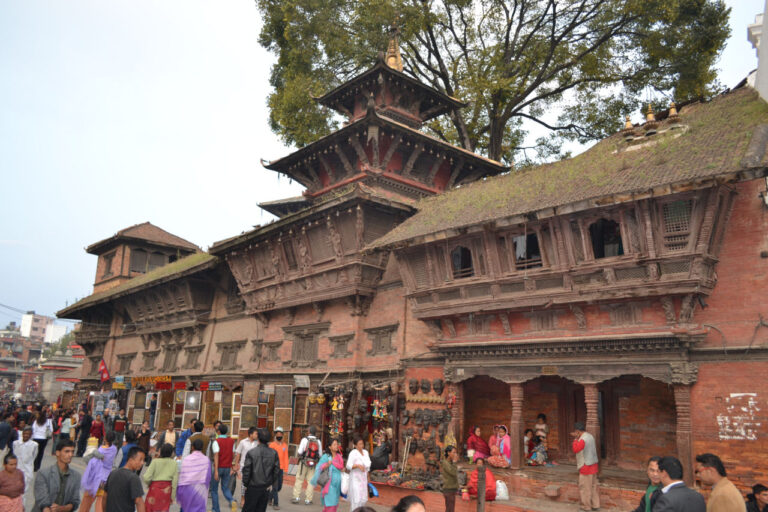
257, 0, 730, 164
43, 330, 75, 359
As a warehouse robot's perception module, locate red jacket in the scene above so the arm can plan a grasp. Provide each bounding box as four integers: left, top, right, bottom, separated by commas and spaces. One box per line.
89, 421, 104, 439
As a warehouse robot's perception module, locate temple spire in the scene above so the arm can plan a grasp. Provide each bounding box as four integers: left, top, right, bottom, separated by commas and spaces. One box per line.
385, 25, 403, 72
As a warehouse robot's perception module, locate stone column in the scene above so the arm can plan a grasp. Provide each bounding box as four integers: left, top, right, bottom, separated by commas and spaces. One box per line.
674, 384, 694, 485
509, 382, 524, 469
583, 383, 600, 459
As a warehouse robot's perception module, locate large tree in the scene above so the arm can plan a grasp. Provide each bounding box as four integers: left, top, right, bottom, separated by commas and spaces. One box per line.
257, 0, 730, 164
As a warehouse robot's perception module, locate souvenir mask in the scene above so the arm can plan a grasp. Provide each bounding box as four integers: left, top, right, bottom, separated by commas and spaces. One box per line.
363, 412, 371, 424
414, 408, 423, 425
420, 379, 431, 394
357, 400, 367, 414
354, 414, 362, 429
430, 410, 440, 427
432, 378, 444, 396
438, 423, 447, 440
442, 409, 452, 424
422, 409, 432, 427
401, 409, 410, 425
408, 379, 419, 395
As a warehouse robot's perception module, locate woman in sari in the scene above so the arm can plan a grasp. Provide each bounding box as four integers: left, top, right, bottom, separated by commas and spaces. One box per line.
0, 454, 24, 512
346, 434, 371, 512
80, 431, 118, 512
176, 438, 211, 512
466, 426, 490, 462
497, 425, 512, 465
143, 443, 178, 512
310, 438, 344, 512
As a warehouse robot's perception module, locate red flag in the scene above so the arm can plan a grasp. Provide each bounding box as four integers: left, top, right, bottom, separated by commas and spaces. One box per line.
97, 359, 110, 383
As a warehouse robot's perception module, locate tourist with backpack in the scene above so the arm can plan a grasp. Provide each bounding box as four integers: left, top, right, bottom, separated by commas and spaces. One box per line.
291, 425, 322, 505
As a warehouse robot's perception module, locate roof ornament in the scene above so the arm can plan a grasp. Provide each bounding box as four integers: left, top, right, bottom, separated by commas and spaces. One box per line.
667, 101, 681, 125
621, 115, 635, 141
385, 24, 403, 72
644, 104, 658, 136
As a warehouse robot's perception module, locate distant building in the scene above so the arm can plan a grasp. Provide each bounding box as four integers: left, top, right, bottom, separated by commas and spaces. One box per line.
20, 312, 69, 344
749, 3, 768, 100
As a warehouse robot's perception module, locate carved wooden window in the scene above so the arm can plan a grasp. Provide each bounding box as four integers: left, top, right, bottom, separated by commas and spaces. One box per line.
570, 221, 585, 262
329, 335, 353, 359
252, 246, 274, 280
282, 240, 298, 271
141, 351, 159, 371
183, 345, 204, 369
117, 353, 136, 374
660, 199, 693, 252
149, 252, 166, 271
363, 212, 395, 244
408, 248, 430, 288
529, 312, 556, 331
102, 252, 115, 278
451, 246, 474, 279
130, 249, 148, 273
216, 341, 245, 371
365, 324, 398, 355
292, 334, 318, 363
307, 225, 334, 262
161, 346, 181, 372
512, 233, 543, 269
589, 219, 624, 258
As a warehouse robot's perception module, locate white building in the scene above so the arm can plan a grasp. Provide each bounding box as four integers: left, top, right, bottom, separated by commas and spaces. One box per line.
20, 312, 68, 343
749, 2, 768, 101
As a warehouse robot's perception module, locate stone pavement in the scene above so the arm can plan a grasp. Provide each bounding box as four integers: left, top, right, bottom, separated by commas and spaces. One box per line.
27, 451, 387, 512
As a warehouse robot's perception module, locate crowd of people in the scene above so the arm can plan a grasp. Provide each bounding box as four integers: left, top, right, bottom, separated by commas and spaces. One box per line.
0, 400, 423, 512
465, 413, 552, 470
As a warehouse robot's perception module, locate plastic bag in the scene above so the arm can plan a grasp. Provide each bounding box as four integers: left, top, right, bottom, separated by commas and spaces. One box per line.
368, 482, 379, 498
495, 480, 509, 501
341, 472, 350, 495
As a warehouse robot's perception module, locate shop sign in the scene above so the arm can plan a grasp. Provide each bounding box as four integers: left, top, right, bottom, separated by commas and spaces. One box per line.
294, 375, 310, 388
541, 365, 558, 376
112, 376, 130, 390
131, 375, 172, 389
61, 382, 75, 391
199, 382, 209, 391
173, 381, 187, 390
208, 382, 222, 391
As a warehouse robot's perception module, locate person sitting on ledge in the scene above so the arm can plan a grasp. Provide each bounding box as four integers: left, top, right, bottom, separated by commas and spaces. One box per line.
528, 435, 549, 466
466, 426, 490, 463
468, 458, 496, 502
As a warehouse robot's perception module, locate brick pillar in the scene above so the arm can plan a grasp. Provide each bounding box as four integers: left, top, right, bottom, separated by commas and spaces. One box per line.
509, 382, 524, 469
583, 383, 600, 459
674, 384, 694, 485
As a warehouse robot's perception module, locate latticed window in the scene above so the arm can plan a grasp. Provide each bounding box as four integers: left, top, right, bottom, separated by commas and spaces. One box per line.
161, 346, 180, 372
216, 341, 245, 370
365, 325, 398, 356
661, 199, 693, 251
409, 248, 430, 288
512, 233, 543, 269
141, 351, 159, 371
130, 249, 148, 273
292, 334, 318, 363
589, 218, 624, 259
148, 252, 166, 271
117, 353, 136, 374
183, 346, 204, 369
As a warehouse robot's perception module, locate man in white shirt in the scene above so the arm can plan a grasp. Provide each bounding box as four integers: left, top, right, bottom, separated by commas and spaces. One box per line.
232, 426, 259, 508
292, 425, 322, 505
13, 427, 36, 488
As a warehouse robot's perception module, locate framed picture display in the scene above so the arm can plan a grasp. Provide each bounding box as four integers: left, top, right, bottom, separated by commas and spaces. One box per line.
182, 412, 197, 428
233, 393, 242, 411
293, 394, 308, 425
242, 380, 259, 405
127, 406, 135, 423
240, 406, 258, 430
175, 390, 186, 403
133, 408, 146, 425
174, 403, 184, 415
273, 407, 292, 432
158, 408, 173, 429
185, 391, 201, 411
231, 417, 240, 435
203, 402, 220, 426
134, 392, 147, 409
160, 391, 173, 409
257, 417, 267, 428
258, 390, 268, 404
258, 403, 267, 417
274, 385, 292, 408
204, 391, 216, 403
222, 405, 232, 422
308, 405, 323, 428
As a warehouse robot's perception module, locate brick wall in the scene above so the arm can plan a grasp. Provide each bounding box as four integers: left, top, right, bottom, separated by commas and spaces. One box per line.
691, 361, 768, 493
463, 376, 511, 447
616, 378, 676, 468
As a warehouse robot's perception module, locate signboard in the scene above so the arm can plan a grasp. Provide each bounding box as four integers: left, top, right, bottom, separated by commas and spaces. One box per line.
208, 382, 222, 391
61, 382, 75, 391
131, 375, 172, 389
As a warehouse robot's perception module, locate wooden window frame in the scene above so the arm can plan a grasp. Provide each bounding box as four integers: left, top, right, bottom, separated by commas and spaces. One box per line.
102, 251, 116, 278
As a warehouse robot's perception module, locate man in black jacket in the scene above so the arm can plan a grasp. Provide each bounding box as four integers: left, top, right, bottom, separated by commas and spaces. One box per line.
242, 428, 280, 512
652, 456, 706, 512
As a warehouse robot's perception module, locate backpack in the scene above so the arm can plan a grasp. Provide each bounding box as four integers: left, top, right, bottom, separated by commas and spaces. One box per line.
304, 437, 320, 466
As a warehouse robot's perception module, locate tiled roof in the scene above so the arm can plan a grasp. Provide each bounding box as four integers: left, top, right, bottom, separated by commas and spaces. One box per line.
57, 252, 217, 317
371, 87, 768, 248
86, 222, 200, 254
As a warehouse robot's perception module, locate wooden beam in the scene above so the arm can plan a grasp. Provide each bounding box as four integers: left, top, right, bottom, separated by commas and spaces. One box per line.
334, 145, 356, 176
367, 125, 380, 169
446, 158, 465, 188
317, 154, 336, 181
427, 156, 446, 182
349, 134, 371, 169
381, 136, 401, 170
403, 143, 424, 177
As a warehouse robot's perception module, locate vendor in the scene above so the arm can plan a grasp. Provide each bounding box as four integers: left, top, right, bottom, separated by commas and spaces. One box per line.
466, 426, 490, 462
468, 458, 496, 501
370, 429, 391, 470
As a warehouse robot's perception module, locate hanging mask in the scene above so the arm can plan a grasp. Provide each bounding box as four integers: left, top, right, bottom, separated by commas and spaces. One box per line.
420, 379, 431, 394
443, 409, 452, 424
408, 379, 419, 395
414, 408, 424, 425
354, 414, 362, 429
363, 412, 371, 424
357, 400, 367, 414
432, 378, 444, 396
401, 410, 410, 425
430, 410, 440, 427
438, 423, 447, 441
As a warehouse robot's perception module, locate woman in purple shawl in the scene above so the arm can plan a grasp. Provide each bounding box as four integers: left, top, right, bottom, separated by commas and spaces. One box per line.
80, 431, 118, 512
176, 438, 211, 512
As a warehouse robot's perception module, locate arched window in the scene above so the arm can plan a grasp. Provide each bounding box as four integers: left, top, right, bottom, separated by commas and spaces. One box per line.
451, 246, 474, 279
148, 252, 166, 271
589, 218, 624, 259
130, 249, 148, 273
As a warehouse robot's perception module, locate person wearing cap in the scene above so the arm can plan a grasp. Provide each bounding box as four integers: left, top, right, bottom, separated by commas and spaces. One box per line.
571, 422, 599, 511
268, 427, 289, 510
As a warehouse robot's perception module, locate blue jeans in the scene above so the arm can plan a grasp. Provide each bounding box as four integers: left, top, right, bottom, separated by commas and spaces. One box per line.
270, 468, 284, 506
211, 467, 234, 512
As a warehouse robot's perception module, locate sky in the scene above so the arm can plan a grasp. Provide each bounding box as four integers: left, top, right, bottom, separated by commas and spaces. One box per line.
0, 0, 764, 328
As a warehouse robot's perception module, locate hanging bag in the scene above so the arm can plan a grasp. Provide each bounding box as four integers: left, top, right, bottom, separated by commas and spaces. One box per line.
340, 472, 350, 496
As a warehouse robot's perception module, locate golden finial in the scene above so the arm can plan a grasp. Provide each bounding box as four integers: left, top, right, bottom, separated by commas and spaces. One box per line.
669, 102, 677, 117
624, 115, 633, 130
646, 104, 656, 123
385, 25, 403, 72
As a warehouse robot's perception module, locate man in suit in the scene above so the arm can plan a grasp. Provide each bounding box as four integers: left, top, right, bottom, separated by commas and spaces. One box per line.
653, 456, 706, 512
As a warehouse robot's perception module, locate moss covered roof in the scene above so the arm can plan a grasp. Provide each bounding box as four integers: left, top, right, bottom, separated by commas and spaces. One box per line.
372, 87, 768, 248
57, 252, 217, 318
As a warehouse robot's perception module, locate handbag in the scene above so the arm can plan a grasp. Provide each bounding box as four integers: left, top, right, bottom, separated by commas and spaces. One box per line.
316, 463, 331, 487
367, 482, 378, 498
340, 472, 350, 496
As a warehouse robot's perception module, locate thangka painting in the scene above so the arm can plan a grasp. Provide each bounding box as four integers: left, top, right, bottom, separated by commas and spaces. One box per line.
240, 405, 258, 430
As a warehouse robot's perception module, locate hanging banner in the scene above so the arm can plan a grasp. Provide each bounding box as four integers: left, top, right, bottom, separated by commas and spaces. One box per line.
199, 382, 209, 391
61, 382, 75, 391
131, 375, 172, 389
208, 382, 222, 391
98, 359, 111, 383
173, 381, 187, 390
